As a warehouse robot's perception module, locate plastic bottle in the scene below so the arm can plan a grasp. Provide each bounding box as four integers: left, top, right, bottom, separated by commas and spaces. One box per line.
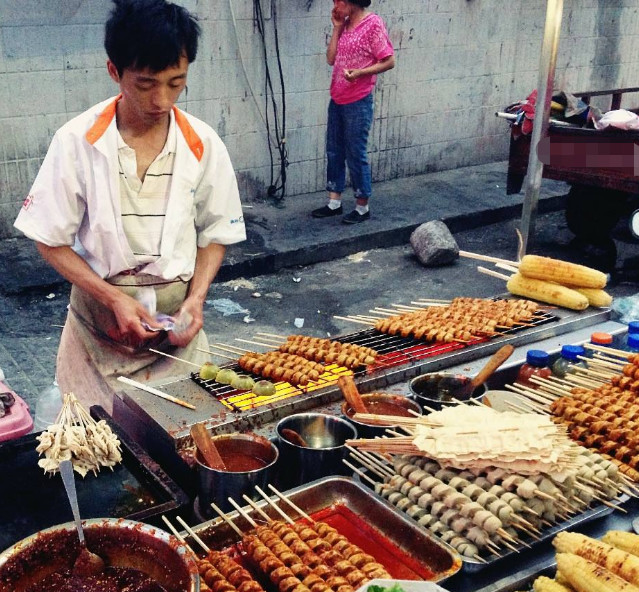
33, 378, 62, 432
517, 350, 552, 388
552, 345, 587, 378
624, 334, 639, 354
619, 321, 639, 351
584, 331, 614, 358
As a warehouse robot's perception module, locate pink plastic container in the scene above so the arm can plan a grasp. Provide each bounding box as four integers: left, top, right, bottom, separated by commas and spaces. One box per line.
0, 382, 33, 442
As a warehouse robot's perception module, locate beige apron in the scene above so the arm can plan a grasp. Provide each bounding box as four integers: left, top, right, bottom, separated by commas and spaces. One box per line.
57, 274, 209, 415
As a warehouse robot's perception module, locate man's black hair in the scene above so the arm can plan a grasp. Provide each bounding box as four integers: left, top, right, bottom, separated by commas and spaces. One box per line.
105, 0, 201, 75
349, 0, 372, 7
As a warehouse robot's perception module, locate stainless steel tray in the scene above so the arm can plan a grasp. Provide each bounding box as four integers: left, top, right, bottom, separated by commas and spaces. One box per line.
473, 562, 556, 592
185, 476, 463, 583
352, 470, 627, 574
459, 494, 628, 573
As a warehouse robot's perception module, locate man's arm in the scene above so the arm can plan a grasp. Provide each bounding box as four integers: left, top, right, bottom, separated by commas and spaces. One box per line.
36, 242, 160, 341
169, 242, 226, 347
327, 8, 345, 66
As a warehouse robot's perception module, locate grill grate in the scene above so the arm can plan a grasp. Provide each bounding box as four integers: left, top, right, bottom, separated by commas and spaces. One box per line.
191, 308, 558, 412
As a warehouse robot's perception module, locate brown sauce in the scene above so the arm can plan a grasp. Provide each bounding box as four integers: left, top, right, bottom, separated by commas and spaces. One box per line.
221, 452, 267, 472
348, 400, 414, 420
29, 566, 167, 592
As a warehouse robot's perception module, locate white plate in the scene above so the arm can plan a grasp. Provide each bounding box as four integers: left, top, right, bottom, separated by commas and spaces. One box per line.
355, 579, 450, 592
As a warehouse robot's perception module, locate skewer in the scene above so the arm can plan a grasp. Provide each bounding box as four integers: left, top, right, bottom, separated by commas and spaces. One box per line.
577, 355, 624, 371
176, 515, 211, 552
458, 250, 519, 267
235, 338, 274, 349
343, 458, 379, 487
242, 494, 274, 522
227, 497, 258, 527
212, 342, 249, 354
257, 332, 288, 339
209, 502, 245, 537
149, 348, 201, 368
266, 484, 315, 523
196, 347, 236, 360
116, 376, 196, 410
476, 266, 511, 281
254, 485, 295, 524
584, 343, 632, 359
495, 262, 519, 274
161, 515, 197, 555
411, 298, 452, 304
333, 315, 375, 326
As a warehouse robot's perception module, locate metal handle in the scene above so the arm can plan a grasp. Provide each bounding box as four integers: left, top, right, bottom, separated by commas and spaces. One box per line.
59, 459, 85, 545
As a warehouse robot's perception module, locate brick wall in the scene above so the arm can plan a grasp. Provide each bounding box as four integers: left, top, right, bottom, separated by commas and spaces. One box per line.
0, 0, 638, 237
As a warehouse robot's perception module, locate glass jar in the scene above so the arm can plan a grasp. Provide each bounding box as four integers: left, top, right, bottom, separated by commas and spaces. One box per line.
552, 345, 587, 378
517, 350, 552, 388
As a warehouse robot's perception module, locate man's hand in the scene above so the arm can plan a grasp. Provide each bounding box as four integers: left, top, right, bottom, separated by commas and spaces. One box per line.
110, 292, 163, 347
168, 296, 204, 348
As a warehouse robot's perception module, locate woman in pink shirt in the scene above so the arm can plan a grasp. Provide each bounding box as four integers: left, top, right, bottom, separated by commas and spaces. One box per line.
312, 0, 395, 224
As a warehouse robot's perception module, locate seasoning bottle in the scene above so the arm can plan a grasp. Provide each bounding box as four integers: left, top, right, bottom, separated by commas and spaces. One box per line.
620, 321, 639, 351
585, 332, 613, 358
551, 345, 587, 378
517, 350, 552, 388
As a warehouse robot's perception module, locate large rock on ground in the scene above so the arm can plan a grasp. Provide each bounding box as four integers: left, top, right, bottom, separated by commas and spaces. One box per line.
410, 220, 459, 266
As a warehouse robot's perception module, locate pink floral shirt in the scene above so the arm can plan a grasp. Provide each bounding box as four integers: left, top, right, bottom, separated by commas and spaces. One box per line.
330, 13, 394, 105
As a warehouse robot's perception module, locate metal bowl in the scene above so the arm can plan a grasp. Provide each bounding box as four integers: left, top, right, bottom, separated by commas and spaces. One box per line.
276, 413, 357, 488
195, 432, 279, 517
0, 518, 200, 592
409, 372, 487, 412
341, 393, 422, 438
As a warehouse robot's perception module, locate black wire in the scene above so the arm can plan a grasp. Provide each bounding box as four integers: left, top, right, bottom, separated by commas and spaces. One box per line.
253, 0, 288, 200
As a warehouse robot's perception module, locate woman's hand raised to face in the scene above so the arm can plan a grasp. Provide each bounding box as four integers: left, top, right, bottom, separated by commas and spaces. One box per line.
331, 6, 346, 28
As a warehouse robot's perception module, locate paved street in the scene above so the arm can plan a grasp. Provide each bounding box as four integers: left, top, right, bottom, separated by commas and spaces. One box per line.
2, 205, 638, 428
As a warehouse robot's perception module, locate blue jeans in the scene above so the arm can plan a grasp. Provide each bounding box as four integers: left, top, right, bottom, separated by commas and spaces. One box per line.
326, 93, 373, 202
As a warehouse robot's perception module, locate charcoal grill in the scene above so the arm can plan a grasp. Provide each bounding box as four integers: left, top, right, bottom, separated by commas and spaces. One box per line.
112, 299, 614, 480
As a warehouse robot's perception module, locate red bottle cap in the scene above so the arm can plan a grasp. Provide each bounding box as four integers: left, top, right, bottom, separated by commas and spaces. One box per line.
590, 332, 613, 345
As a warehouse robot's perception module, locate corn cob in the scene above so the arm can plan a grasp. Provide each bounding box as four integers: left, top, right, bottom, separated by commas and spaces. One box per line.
554, 532, 639, 585
556, 553, 639, 592
518, 255, 607, 289
602, 531, 639, 558
532, 575, 573, 592
574, 288, 613, 308
506, 273, 589, 311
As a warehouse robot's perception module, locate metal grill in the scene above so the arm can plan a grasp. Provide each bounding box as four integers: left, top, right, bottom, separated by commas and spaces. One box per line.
190, 309, 558, 412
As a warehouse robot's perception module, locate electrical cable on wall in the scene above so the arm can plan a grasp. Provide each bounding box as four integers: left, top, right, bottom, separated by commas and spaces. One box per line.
253, 0, 288, 200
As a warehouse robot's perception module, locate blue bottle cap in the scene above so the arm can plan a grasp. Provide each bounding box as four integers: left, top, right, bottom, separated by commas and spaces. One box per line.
628, 334, 639, 350
561, 344, 585, 361
629, 321, 639, 335
526, 349, 550, 367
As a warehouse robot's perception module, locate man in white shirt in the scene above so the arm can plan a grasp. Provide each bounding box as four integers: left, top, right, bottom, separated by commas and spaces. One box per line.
14, 0, 246, 413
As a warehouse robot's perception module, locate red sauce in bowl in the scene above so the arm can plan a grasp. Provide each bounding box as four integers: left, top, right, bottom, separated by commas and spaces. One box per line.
30, 566, 167, 592
220, 452, 267, 472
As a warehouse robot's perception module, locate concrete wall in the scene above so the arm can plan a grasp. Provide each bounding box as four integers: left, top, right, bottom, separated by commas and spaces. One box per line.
1, 0, 639, 237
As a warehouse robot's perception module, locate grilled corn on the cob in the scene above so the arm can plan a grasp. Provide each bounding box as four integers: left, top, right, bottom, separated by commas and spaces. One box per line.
519, 255, 607, 289
602, 531, 639, 558
574, 287, 613, 308
532, 575, 573, 592
556, 553, 639, 592
554, 532, 639, 586
506, 273, 589, 310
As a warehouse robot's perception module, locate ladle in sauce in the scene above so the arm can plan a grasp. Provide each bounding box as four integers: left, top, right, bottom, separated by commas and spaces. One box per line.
190, 423, 227, 470
59, 460, 105, 577
280, 428, 309, 447
337, 375, 368, 414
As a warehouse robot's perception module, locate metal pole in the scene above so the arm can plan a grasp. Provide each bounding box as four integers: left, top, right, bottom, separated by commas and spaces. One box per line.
519, 0, 564, 255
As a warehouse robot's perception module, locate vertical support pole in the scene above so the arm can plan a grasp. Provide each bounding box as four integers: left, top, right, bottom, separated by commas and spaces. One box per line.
519, 0, 564, 255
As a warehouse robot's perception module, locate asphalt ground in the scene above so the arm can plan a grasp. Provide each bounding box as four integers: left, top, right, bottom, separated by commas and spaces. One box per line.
1, 160, 638, 428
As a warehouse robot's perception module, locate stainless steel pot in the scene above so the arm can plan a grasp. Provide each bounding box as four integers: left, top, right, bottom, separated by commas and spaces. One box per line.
341, 393, 422, 438
195, 432, 278, 518
276, 413, 357, 489
409, 372, 487, 412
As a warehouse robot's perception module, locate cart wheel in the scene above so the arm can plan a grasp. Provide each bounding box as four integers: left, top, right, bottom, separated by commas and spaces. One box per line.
565, 184, 625, 241
630, 209, 639, 240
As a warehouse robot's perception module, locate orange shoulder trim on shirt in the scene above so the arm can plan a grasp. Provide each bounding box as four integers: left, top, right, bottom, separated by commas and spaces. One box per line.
85, 95, 121, 145
173, 106, 204, 162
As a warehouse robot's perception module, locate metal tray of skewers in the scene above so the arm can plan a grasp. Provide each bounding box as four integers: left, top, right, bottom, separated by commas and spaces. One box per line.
174, 476, 463, 586
347, 453, 629, 575
473, 562, 557, 592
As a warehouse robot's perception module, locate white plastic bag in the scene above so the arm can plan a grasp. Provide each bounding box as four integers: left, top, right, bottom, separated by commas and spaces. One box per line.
593, 109, 639, 131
